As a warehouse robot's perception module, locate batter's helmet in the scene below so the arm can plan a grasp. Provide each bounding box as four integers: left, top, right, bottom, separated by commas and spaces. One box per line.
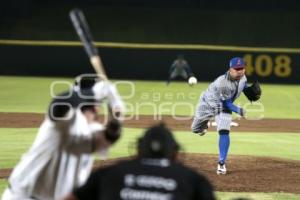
75, 74, 102, 90
138, 123, 180, 159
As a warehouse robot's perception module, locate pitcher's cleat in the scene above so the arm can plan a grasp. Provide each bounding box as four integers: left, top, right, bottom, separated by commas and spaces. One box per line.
192, 120, 209, 136
217, 162, 227, 175
196, 129, 207, 136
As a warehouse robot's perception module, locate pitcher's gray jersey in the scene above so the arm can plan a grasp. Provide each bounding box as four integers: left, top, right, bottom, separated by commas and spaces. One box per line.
192, 72, 247, 131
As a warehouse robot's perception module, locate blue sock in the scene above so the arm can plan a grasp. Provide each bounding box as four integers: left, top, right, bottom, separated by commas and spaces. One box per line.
218, 130, 230, 164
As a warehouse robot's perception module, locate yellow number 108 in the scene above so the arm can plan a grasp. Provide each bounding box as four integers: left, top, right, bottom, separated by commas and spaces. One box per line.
243, 54, 292, 78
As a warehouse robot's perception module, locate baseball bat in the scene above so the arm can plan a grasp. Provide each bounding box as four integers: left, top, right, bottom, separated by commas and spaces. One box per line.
69, 8, 108, 81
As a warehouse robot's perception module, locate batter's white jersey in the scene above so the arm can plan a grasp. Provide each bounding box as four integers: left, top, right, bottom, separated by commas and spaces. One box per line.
2, 81, 124, 200
2, 109, 103, 200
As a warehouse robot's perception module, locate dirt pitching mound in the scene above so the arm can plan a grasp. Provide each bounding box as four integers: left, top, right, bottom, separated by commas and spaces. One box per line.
93, 154, 300, 193
1, 154, 299, 193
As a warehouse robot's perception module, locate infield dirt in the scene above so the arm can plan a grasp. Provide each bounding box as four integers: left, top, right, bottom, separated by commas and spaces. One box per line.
1, 112, 300, 133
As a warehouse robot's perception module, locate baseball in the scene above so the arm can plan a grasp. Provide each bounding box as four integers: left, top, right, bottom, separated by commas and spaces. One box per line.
188, 76, 197, 85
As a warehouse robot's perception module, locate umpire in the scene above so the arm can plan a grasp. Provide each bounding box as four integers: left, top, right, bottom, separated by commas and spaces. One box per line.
64, 123, 216, 200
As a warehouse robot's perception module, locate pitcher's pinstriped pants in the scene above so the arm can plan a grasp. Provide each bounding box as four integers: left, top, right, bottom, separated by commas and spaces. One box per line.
191, 102, 232, 132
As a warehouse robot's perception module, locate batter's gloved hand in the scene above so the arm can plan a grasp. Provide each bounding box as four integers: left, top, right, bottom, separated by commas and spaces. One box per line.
243, 80, 262, 102
104, 119, 122, 144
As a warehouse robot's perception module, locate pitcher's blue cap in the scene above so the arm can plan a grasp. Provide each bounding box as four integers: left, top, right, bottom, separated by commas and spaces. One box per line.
229, 57, 246, 69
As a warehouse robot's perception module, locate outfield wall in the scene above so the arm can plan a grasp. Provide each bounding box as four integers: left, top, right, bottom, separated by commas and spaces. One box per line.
1, 5, 300, 47
1, 4, 299, 83
1, 40, 299, 83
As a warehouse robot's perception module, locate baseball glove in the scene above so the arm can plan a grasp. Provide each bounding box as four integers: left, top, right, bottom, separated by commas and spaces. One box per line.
243, 80, 261, 101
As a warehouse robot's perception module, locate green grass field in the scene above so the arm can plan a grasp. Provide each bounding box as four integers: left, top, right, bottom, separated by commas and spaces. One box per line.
0, 76, 299, 199
216, 192, 300, 200
1, 128, 300, 169
1, 76, 300, 118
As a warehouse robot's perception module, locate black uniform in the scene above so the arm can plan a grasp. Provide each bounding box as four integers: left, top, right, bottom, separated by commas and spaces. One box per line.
167, 56, 194, 85
74, 158, 215, 200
